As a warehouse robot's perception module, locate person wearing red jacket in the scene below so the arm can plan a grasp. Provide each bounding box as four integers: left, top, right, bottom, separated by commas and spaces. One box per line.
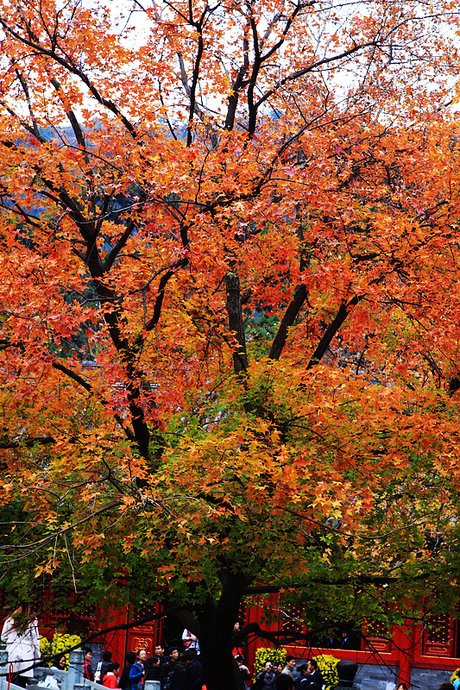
102, 663, 119, 689
83, 649, 94, 682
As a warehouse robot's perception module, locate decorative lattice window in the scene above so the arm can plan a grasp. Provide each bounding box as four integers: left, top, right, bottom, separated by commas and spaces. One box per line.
425, 615, 450, 644
362, 619, 391, 652
422, 613, 454, 657
366, 620, 389, 639
281, 603, 304, 632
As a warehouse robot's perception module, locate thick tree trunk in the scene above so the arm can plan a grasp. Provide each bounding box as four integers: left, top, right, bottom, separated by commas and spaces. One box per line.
198, 573, 248, 690
225, 270, 248, 374
200, 619, 243, 690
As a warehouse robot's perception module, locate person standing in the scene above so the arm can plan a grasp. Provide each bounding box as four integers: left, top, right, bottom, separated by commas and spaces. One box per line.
145, 644, 169, 684
275, 673, 293, 690
183, 649, 203, 690
130, 650, 147, 690
232, 622, 246, 660
294, 665, 314, 690
281, 657, 296, 679
181, 630, 200, 655
254, 662, 277, 690
339, 630, 352, 649
235, 655, 251, 690
83, 649, 94, 682
95, 651, 113, 684
102, 663, 119, 689
305, 660, 324, 690
119, 652, 136, 690
1, 604, 40, 688
161, 649, 177, 689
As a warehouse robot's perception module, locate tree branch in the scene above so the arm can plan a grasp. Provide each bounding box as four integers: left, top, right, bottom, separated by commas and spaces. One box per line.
51, 360, 135, 441
0, 18, 137, 138
307, 294, 362, 368
269, 284, 308, 360
0, 436, 55, 449
255, 39, 379, 112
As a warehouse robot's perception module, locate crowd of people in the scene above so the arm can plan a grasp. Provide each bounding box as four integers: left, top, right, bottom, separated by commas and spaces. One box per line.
83, 640, 204, 690
82, 648, 460, 690
253, 657, 324, 690
0, 608, 203, 690
2, 608, 459, 690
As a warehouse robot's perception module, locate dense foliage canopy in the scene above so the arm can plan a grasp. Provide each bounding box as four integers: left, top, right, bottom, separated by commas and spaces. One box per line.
0, 1, 459, 687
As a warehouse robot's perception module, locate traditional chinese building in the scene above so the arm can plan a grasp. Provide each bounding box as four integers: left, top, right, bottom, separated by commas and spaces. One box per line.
9, 596, 460, 690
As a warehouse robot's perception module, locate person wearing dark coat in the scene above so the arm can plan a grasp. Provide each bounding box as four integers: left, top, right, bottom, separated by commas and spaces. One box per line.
119, 652, 136, 690
95, 651, 113, 684
145, 644, 170, 684
144, 656, 160, 682
294, 665, 312, 689
339, 630, 353, 649
164, 652, 186, 690
276, 656, 296, 690
275, 673, 294, 690
304, 660, 324, 690
254, 662, 276, 690
183, 649, 203, 690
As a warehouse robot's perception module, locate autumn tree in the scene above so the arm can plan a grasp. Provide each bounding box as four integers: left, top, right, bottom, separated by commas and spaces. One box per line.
0, 1, 459, 688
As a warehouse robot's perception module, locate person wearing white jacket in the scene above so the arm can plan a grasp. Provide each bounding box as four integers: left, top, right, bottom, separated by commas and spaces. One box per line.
1, 604, 41, 688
